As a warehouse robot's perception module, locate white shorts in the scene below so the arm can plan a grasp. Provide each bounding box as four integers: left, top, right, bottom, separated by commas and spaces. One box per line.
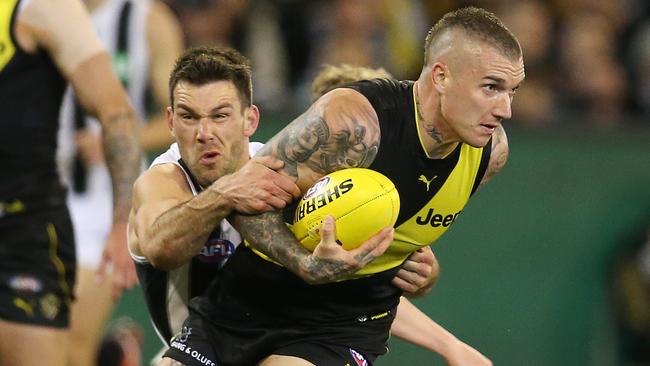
68, 164, 113, 268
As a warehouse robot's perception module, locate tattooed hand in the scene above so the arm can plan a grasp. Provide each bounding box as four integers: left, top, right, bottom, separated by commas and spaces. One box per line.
300, 215, 394, 284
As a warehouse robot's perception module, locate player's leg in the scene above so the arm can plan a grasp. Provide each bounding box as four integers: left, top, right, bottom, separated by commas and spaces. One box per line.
0, 320, 70, 366
67, 166, 117, 366
257, 355, 315, 366
267, 343, 374, 366
68, 266, 114, 366
159, 357, 189, 366
0, 208, 76, 366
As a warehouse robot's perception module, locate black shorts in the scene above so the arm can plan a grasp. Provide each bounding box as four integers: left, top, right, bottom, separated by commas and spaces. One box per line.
164, 245, 400, 366
0, 205, 76, 328
164, 316, 383, 366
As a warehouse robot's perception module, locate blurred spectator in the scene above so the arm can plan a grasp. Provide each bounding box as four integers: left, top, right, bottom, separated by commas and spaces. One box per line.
377, 0, 428, 79
160, 0, 650, 129
313, 0, 385, 69
557, 11, 628, 128
627, 22, 650, 118
166, 0, 248, 47
497, 0, 556, 127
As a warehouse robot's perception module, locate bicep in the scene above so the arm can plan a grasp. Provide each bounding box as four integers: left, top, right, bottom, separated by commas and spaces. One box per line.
257, 89, 381, 191
20, 0, 104, 78
479, 125, 509, 187
132, 167, 191, 242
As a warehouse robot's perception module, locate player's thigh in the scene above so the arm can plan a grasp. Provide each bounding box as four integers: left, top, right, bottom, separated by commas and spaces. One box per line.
68, 266, 114, 365
258, 355, 315, 366
0, 319, 69, 366
159, 357, 190, 366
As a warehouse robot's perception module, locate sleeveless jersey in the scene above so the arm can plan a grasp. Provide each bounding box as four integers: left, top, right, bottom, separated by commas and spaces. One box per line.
267, 79, 490, 277
185, 81, 492, 360
0, 0, 68, 214
131, 142, 262, 345
346, 79, 491, 276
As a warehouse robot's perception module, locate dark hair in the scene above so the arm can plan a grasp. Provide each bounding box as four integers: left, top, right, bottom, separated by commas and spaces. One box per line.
424, 6, 522, 65
168, 46, 253, 108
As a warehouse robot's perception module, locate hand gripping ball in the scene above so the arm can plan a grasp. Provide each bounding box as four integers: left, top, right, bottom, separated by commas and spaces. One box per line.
291, 168, 400, 251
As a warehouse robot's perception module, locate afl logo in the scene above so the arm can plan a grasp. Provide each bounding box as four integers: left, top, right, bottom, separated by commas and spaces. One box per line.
303, 176, 330, 201
198, 238, 235, 263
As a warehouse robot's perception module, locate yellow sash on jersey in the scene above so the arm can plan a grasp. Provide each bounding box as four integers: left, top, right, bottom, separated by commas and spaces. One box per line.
355, 143, 484, 276
248, 85, 485, 279
246, 142, 484, 279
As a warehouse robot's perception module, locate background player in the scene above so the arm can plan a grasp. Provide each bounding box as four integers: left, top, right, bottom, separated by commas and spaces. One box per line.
56, 0, 183, 364
0, 0, 142, 365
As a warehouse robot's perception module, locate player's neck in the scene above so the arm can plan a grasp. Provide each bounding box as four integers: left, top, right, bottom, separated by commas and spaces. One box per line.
414, 81, 459, 159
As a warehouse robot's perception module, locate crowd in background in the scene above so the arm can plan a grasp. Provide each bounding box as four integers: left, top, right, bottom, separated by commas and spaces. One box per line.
160, 0, 650, 130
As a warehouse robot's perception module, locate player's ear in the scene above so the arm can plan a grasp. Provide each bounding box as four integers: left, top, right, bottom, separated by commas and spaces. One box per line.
243, 104, 259, 137
431, 62, 448, 94
166, 106, 175, 137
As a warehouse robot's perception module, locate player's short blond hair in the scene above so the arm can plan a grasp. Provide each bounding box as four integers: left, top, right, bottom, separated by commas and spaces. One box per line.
311, 64, 393, 101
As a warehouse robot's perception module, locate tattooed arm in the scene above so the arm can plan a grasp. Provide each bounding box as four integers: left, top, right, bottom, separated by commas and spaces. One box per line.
21, 0, 144, 297
230, 88, 393, 284
479, 125, 509, 187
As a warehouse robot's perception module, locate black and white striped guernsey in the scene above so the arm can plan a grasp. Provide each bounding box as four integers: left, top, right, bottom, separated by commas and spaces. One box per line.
130, 142, 262, 345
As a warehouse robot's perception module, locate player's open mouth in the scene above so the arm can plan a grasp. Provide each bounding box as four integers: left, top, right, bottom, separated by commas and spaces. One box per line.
199, 151, 220, 164
479, 124, 496, 133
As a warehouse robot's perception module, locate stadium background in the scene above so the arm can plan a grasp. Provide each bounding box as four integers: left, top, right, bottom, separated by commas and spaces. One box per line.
110, 0, 650, 364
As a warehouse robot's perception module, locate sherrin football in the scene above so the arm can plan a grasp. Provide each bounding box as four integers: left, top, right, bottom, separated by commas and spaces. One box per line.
291, 168, 400, 251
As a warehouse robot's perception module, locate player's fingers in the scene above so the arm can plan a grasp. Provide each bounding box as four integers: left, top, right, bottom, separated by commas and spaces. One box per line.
266, 183, 296, 205
272, 176, 301, 199
370, 227, 393, 257
391, 274, 419, 293
123, 261, 138, 288
111, 267, 127, 297
263, 195, 288, 210
319, 215, 336, 246
406, 247, 433, 265
112, 283, 124, 302
253, 155, 285, 171
351, 227, 393, 265
96, 252, 110, 282
395, 267, 427, 287
401, 259, 432, 277
416, 246, 435, 265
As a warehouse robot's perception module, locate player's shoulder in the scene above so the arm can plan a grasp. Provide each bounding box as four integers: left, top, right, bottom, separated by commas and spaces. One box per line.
316, 88, 376, 118
134, 162, 186, 196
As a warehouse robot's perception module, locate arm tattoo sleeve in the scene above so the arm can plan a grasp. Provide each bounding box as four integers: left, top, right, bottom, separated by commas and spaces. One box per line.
232, 95, 381, 281
102, 111, 142, 222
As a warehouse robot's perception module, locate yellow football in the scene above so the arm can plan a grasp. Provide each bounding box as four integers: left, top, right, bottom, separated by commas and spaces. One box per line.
291, 168, 400, 251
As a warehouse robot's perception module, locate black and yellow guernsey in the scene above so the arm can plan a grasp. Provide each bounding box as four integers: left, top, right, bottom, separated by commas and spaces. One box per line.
346, 78, 490, 276
250, 78, 491, 278
0, 0, 68, 215
187, 79, 492, 363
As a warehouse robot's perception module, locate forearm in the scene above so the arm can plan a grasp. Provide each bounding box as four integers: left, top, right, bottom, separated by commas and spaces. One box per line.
230, 211, 314, 279
145, 189, 232, 269
392, 297, 458, 356
102, 110, 142, 223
